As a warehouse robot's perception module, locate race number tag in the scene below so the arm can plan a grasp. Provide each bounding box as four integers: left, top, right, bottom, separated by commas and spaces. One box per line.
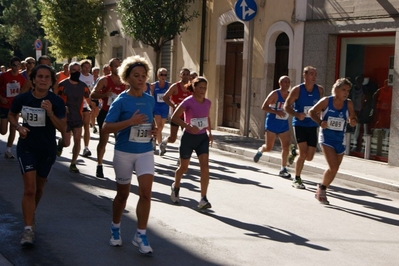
304, 106, 312, 117
107, 93, 118, 106
6, 82, 20, 97
275, 111, 289, 120
129, 123, 152, 143
21, 106, 46, 127
157, 93, 165, 103
190, 117, 208, 130
327, 117, 345, 131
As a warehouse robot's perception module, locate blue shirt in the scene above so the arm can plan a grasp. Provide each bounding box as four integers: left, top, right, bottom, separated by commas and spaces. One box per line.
265, 90, 289, 133
319, 96, 349, 144
105, 91, 155, 153
293, 83, 321, 127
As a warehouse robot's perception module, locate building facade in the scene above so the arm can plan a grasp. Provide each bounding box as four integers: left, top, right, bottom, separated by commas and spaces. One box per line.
99, 0, 399, 166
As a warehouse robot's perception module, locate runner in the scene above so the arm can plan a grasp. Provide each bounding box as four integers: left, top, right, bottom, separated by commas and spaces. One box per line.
169, 76, 213, 210
79, 59, 94, 157
56, 62, 91, 173
8, 65, 66, 246
90, 58, 126, 178
284, 66, 324, 189
253, 75, 292, 178
160, 68, 191, 156
0, 56, 26, 158
150, 68, 169, 150
308, 78, 356, 204
103, 55, 156, 255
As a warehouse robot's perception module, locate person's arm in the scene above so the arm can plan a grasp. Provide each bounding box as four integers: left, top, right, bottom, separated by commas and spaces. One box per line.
207, 116, 213, 147
8, 111, 30, 139
284, 85, 306, 120
261, 90, 286, 118
162, 83, 177, 108
41, 99, 67, 133
102, 109, 149, 134
347, 100, 357, 127
308, 97, 328, 128
318, 85, 324, 97
90, 77, 109, 99
20, 80, 32, 93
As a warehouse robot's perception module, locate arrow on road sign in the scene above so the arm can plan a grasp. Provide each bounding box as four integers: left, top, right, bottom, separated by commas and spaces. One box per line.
240, 0, 256, 19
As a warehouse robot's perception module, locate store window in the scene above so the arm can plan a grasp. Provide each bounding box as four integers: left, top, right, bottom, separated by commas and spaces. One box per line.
338, 34, 394, 162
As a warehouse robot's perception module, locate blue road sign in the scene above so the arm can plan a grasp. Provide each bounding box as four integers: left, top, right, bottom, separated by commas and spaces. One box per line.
34, 39, 43, 50
234, 0, 257, 21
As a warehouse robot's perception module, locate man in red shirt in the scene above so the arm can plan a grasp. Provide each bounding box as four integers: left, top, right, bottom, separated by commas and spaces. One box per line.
160, 68, 191, 156
0, 57, 26, 158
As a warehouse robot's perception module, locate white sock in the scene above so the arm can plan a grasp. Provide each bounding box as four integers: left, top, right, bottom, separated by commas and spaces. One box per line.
24, 226, 33, 231
111, 222, 120, 228
137, 229, 146, 235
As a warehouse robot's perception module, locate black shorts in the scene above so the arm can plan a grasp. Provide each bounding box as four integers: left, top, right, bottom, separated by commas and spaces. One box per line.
17, 149, 56, 177
179, 131, 209, 159
294, 126, 318, 147
90, 99, 99, 107
67, 120, 83, 132
97, 109, 108, 129
171, 117, 184, 127
0, 107, 9, 119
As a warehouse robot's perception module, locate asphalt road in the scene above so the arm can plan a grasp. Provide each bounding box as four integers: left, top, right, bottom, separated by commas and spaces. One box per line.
0, 132, 398, 266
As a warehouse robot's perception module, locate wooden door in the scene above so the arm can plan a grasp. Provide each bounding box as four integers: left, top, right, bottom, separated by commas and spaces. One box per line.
223, 42, 243, 128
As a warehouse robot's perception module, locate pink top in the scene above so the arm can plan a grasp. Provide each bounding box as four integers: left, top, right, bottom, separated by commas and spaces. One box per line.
180, 95, 211, 135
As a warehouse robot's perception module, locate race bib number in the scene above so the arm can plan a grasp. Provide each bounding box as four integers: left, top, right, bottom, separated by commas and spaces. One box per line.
304, 106, 312, 117
190, 117, 208, 130
129, 123, 152, 143
157, 93, 165, 103
107, 93, 118, 106
327, 117, 345, 131
275, 111, 289, 120
21, 106, 46, 127
6, 82, 20, 97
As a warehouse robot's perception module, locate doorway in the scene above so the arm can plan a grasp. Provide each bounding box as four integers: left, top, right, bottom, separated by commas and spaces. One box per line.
223, 42, 243, 128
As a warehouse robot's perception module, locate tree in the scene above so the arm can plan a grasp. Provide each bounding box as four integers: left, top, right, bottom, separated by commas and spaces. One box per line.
117, 0, 199, 71
39, 0, 104, 61
0, 0, 42, 59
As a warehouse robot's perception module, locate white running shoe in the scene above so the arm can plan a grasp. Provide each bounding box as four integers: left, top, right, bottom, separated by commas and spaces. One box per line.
4, 150, 15, 159
20, 229, 34, 246
198, 196, 212, 209
170, 183, 180, 203
159, 139, 167, 156
132, 233, 153, 255
109, 225, 122, 246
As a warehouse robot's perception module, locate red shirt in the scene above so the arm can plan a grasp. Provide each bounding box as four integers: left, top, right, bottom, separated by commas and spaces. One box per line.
0, 71, 26, 109
170, 82, 191, 105
101, 75, 126, 111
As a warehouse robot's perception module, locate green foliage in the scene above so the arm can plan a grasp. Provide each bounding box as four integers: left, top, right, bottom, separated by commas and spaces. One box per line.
117, 0, 199, 68
39, 0, 104, 60
0, 46, 13, 67
0, 0, 41, 58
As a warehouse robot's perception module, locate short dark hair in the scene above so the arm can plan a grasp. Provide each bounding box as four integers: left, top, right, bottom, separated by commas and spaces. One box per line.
10, 56, 21, 65
30, 65, 57, 88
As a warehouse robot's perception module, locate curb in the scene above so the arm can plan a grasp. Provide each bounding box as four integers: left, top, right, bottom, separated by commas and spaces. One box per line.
212, 142, 399, 193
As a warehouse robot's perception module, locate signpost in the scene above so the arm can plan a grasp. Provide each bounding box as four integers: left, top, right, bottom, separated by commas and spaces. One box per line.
234, 0, 257, 136
34, 39, 43, 61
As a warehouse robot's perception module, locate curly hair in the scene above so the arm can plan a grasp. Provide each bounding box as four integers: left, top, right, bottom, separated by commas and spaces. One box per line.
118, 55, 151, 84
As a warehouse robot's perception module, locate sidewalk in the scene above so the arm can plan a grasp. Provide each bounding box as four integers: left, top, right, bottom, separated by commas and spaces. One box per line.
163, 124, 399, 193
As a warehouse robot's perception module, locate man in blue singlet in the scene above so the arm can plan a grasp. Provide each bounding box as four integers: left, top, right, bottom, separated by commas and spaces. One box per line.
284, 66, 324, 189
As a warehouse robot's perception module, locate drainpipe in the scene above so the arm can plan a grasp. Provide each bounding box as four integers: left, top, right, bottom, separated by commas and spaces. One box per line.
244, 20, 254, 137
199, 0, 207, 75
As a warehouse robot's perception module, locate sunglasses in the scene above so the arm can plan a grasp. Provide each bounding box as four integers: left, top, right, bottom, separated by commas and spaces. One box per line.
13, 63, 21, 67
159, 74, 167, 77
27, 62, 35, 65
